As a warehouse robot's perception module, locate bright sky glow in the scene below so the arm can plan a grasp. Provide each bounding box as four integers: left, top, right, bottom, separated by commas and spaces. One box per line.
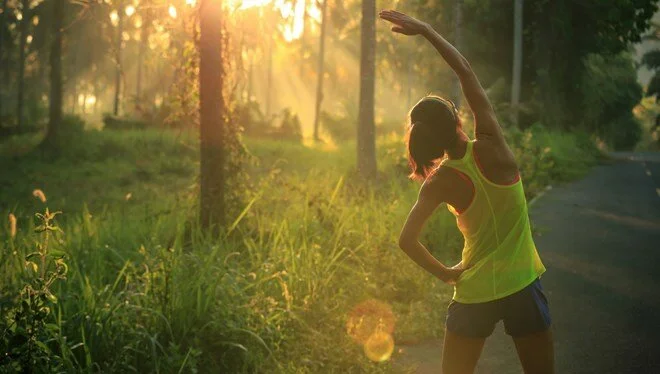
26, 35, 32, 44
32, 16, 39, 26
227, 0, 311, 42
238, 0, 271, 10
125, 5, 136, 17
280, 0, 305, 42
168, 5, 177, 18
86, 95, 97, 106
185, 0, 196, 6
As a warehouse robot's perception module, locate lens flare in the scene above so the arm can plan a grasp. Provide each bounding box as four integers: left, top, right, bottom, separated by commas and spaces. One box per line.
364, 331, 395, 362
346, 299, 395, 344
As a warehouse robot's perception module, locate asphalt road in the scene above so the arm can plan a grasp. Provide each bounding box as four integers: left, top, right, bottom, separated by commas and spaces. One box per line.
396, 153, 660, 373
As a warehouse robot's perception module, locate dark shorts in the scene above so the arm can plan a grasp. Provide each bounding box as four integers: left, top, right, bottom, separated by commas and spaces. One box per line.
446, 278, 551, 338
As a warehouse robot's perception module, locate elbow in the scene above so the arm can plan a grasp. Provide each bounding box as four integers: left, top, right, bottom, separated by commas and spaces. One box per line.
398, 235, 413, 251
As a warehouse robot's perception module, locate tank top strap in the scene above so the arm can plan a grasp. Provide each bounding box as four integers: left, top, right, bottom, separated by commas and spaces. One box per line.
440, 139, 475, 168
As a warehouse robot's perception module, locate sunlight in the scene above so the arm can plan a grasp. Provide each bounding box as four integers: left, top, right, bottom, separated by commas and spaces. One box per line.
238, 0, 271, 10
185, 0, 196, 6
125, 5, 136, 17
279, 0, 305, 42
109, 10, 119, 26
85, 95, 97, 106
168, 5, 177, 18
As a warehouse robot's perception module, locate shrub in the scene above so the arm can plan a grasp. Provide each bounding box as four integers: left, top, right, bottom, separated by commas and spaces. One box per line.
238, 101, 303, 142
102, 113, 149, 130
320, 110, 354, 141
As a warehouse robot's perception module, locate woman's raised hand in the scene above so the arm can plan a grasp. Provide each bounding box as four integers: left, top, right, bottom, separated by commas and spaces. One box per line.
379, 10, 429, 36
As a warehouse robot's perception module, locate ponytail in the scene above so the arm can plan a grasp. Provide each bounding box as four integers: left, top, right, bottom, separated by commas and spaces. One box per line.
406, 96, 461, 182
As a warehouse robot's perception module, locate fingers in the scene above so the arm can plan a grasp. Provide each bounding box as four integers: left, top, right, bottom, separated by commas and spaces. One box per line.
379, 9, 406, 22
391, 26, 406, 34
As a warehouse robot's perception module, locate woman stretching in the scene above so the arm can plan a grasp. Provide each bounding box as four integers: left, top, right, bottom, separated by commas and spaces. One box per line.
379, 10, 554, 374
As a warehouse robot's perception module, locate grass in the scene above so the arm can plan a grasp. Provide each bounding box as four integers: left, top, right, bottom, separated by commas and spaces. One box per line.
0, 125, 601, 373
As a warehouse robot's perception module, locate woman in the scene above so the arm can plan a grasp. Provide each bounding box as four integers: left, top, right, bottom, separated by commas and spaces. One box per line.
379, 10, 554, 374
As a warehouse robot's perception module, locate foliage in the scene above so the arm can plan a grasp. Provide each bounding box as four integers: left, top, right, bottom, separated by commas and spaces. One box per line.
0, 127, 602, 372
237, 100, 303, 142
102, 113, 149, 130
581, 52, 643, 150
320, 109, 354, 141
1, 208, 68, 371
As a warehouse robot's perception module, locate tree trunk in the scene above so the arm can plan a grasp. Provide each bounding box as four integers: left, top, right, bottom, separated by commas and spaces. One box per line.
113, 1, 124, 116
1, 0, 9, 99
357, 0, 376, 178
247, 51, 253, 102
451, 0, 463, 108
265, 38, 273, 117
136, 7, 150, 108
17, 0, 29, 127
299, 0, 306, 77
511, 0, 523, 127
312, 0, 327, 141
0, 0, 7, 120
44, 0, 63, 147
93, 81, 99, 114
199, 0, 225, 230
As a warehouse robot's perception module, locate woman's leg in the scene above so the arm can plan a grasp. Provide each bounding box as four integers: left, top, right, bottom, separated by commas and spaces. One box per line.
512, 329, 554, 374
441, 329, 487, 374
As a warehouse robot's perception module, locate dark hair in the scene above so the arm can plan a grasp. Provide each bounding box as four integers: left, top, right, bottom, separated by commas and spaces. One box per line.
406, 96, 460, 181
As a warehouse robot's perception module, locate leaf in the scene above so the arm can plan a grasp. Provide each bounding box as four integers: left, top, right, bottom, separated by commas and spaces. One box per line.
35, 340, 51, 353
25, 252, 41, 260
45, 291, 58, 304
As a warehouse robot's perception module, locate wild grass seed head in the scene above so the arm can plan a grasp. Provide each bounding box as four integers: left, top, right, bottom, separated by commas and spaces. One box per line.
33, 189, 47, 203
8, 213, 17, 238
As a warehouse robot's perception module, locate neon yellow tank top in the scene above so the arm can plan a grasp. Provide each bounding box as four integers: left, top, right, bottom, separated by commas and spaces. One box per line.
440, 140, 546, 303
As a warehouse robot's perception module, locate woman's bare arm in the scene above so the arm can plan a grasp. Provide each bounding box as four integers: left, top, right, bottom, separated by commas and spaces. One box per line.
379, 10, 504, 141
399, 176, 465, 284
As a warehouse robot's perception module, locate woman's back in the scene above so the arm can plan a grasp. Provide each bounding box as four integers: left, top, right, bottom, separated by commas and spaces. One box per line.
440, 140, 546, 303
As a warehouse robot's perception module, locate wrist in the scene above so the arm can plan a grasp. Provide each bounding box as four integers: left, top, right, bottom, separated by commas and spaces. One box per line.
433, 263, 449, 281
421, 23, 434, 37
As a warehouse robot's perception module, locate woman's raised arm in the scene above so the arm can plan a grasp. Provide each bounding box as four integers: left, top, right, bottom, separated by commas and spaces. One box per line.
379, 10, 504, 141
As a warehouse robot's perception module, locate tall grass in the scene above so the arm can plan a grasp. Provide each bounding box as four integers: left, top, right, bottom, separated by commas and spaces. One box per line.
1, 126, 601, 372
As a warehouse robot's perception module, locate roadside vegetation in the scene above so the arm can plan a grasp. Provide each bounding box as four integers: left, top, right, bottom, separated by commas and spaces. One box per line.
0, 123, 601, 372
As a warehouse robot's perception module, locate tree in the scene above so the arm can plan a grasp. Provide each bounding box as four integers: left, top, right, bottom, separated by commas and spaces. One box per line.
312, 0, 328, 141
451, 0, 462, 107
113, 0, 124, 115
357, 0, 376, 178
136, 3, 152, 107
642, 49, 660, 100
510, 0, 522, 126
17, 0, 29, 127
529, 0, 657, 128
0, 0, 7, 120
44, 0, 63, 148
199, 0, 226, 229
